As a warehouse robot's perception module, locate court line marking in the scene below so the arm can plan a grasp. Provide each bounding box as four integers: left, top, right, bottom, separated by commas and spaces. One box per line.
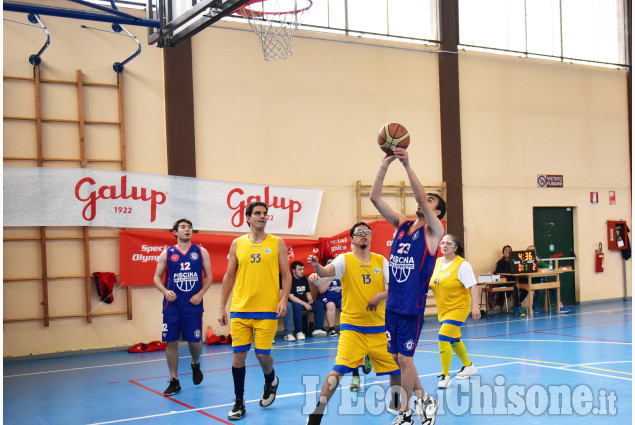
87, 357, 630, 425
6, 307, 631, 378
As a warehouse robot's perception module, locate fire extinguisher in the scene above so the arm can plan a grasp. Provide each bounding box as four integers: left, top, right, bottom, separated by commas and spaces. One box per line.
595, 242, 604, 272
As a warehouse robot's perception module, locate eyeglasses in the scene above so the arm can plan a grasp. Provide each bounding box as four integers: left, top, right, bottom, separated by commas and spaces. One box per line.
439, 241, 456, 246
353, 229, 372, 236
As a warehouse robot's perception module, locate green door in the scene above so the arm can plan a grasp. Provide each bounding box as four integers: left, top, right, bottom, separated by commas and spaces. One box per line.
533, 207, 576, 305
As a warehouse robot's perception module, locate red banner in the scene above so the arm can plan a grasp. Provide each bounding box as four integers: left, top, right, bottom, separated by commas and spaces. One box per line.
119, 221, 405, 286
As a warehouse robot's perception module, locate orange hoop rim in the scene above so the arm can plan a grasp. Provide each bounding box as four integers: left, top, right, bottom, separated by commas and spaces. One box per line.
235, 0, 313, 17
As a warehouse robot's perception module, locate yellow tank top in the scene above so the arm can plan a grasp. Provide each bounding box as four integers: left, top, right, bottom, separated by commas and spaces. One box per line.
231, 234, 280, 313
340, 252, 386, 328
430, 256, 471, 320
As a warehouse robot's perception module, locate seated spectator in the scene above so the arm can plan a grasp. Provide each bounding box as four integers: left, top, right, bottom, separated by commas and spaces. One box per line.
309, 257, 342, 336
279, 274, 296, 341
527, 245, 571, 314
289, 261, 327, 339
493, 245, 528, 317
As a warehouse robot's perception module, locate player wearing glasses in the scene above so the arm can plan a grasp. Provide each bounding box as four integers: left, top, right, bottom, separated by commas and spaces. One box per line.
370, 147, 446, 425
429, 234, 480, 389
305, 222, 401, 425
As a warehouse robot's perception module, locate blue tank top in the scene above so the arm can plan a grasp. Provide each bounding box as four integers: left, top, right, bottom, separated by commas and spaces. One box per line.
386, 221, 439, 315
163, 244, 204, 313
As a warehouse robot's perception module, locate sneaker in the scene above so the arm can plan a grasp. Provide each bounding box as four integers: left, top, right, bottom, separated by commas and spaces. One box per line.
163, 378, 181, 396
284, 333, 296, 342
228, 398, 246, 420
533, 304, 542, 313
414, 398, 424, 419
437, 374, 451, 388
350, 375, 360, 392
420, 394, 439, 425
191, 362, 203, 385
296, 332, 306, 340
312, 329, 327, 337
328, 329, 338, 336
362, 355, 372, 374
456, 363, 477, 379
391, 410, 414, 425
515, 307, 526, 317
260, 376, 279, 407
560, 305, 571, 313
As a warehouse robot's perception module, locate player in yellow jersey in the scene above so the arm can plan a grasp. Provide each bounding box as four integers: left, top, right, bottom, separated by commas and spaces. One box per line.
429, 234, 481, 389
305, 222, 401, 425
218, 201, 291, 420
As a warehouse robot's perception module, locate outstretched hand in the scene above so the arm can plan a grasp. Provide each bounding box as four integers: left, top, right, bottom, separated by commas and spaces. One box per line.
381, 152, 399, 167
392, 147, 409, 167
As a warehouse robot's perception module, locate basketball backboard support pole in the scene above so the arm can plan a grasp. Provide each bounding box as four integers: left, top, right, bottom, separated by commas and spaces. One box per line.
3, 1, 161, 28
147, 0, 251, 47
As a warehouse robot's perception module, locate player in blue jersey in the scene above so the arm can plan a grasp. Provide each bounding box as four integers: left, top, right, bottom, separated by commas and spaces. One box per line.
371, 148, 446, 425
154, 218, 213, 396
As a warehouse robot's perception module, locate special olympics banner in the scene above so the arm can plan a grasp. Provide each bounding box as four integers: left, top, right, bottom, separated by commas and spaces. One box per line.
3, 167, 322, 235
119, 221, 400, 286
120, 229, 321, 285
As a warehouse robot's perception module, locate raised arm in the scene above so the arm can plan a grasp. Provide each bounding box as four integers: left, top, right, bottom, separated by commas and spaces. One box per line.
395, 148, 445, 245
218, 239, 238, 326
306, 255, 336, 280
370, 153, 407, 228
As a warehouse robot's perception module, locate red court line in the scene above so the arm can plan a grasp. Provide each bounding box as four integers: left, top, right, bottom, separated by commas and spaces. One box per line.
132, 355, 336, 382
533, 330, 631, 344
538, 319, 632, 332
129, 379, 233, 424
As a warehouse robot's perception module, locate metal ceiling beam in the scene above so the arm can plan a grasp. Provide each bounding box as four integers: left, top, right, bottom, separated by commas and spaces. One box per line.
3, 1, 161, 28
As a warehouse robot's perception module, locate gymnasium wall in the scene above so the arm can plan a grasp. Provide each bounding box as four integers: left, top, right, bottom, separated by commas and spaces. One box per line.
3, 10, 631, 357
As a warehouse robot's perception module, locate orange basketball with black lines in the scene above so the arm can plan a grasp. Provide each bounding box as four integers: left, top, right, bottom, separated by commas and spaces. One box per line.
378, 122, 410, 155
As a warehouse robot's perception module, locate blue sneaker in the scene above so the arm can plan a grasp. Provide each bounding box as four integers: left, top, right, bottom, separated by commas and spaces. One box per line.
560, 305, 571, 313
533, 304, 541, 314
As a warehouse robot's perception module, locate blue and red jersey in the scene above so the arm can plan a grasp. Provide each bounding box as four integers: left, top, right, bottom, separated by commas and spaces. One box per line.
386, 220, 439, 315
163, 244, 204, 314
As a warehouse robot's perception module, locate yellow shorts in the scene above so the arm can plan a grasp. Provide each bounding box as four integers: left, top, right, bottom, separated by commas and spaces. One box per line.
230, 317, 277, 355
438, 305, 470, 341
333, 330, 400, 376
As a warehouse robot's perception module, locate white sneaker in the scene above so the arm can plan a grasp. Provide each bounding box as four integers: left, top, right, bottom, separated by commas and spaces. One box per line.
283, 334, 296, 341
391, 410, 414, 425
420, 394, 438, 425
456, 363, 477, 379
437, 374, 451, 388
311, 329, 327, 337
296, 332, 306, 340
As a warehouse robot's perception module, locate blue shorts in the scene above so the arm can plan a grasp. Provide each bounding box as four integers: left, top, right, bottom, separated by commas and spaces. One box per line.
385, 309, 424, 357
162, 312, 203, 343
321, 294, 341, 310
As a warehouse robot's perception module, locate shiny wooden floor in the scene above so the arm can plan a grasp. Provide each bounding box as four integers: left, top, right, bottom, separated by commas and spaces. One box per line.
3, 300, 631, 425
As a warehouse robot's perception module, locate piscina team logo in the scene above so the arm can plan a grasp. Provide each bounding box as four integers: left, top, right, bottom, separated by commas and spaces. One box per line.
390, 255, 414, 283
190, 252, 199, 260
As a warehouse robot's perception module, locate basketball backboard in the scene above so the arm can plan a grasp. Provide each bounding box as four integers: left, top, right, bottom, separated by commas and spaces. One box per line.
147, 0, 251, 47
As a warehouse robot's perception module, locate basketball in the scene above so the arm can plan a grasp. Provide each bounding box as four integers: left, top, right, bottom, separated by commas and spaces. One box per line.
377, 122, 410, 155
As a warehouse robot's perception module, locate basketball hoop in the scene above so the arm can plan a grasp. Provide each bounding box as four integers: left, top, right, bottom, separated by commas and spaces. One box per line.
235, 0, 312, 61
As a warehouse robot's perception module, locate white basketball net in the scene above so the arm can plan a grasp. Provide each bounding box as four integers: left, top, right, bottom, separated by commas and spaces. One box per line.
236, 0, 312, 61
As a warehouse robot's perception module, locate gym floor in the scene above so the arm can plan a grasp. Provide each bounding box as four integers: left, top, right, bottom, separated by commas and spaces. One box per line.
3, 300, 631, 425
